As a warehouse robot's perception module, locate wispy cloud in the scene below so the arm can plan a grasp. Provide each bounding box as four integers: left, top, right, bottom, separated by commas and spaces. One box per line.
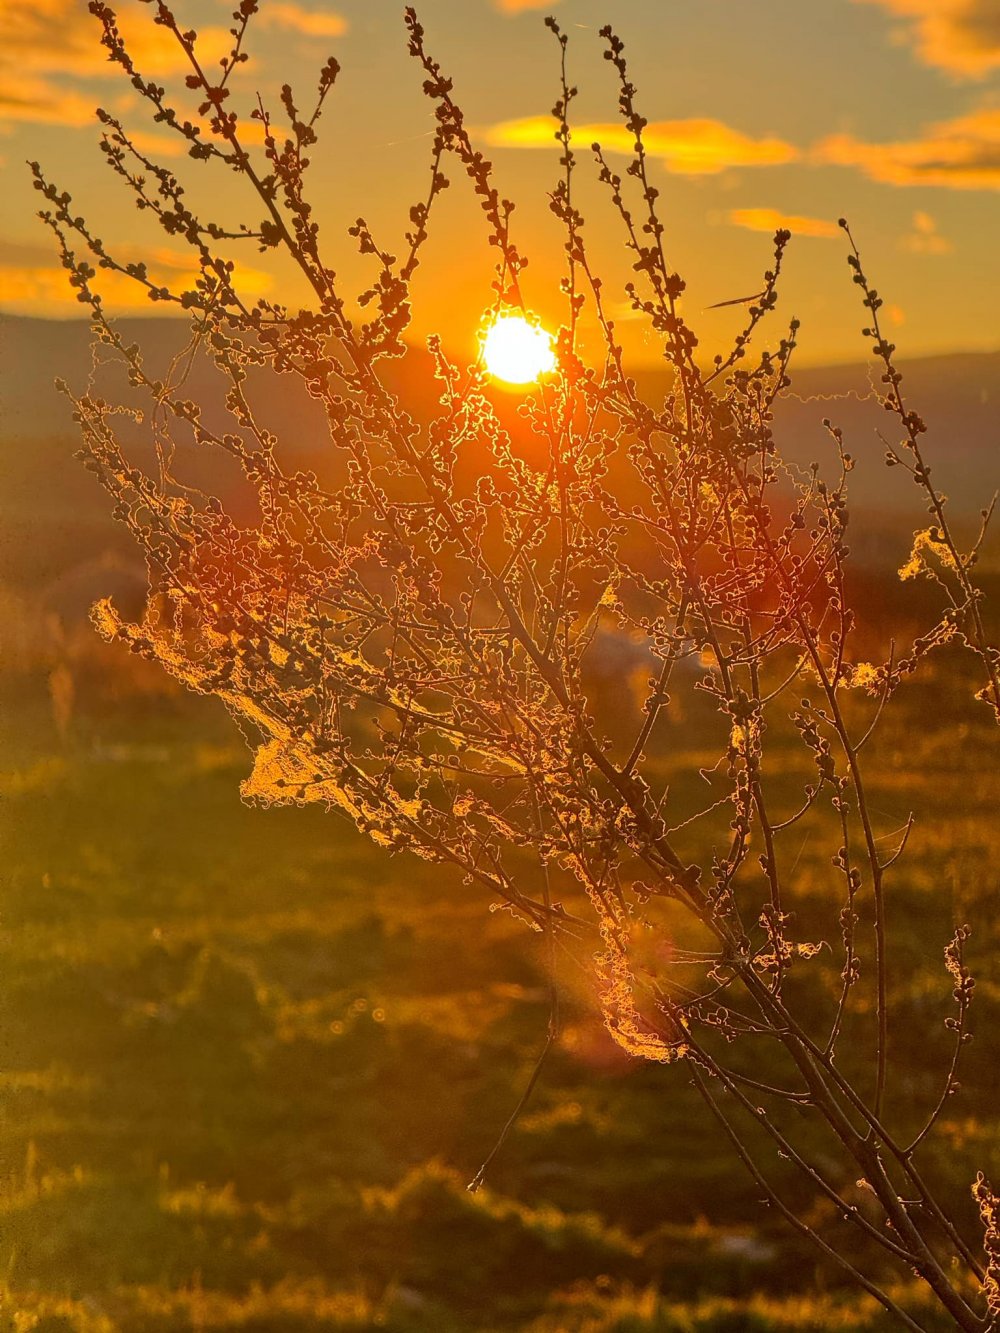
492, 0, 558, 13
0, 249, 273, 314
0, 75, 97, 129
1, 239, 192, 270
853, 0, 1000, 78
484, 116, 797, 175
728, 207, 839, 238
2, 1, 233, 80
815, 108, 1000, 189
117, 116, 290, 157
0, 1, 233, 132
899, 209, 954, 252
256, 4, 348, 38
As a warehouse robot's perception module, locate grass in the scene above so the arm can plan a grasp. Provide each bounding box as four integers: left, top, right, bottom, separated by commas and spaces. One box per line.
2, 583, 998, 1331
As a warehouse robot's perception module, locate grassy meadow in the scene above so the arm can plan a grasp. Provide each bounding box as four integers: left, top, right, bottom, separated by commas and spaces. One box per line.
4, 576, 999, 1332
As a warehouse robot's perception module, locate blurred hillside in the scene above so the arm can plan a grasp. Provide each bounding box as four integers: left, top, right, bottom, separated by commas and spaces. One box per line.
3, 314, 999, 605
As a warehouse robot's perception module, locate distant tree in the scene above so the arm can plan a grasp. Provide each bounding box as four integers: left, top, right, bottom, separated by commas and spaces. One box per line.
35, 4, 1000, 1327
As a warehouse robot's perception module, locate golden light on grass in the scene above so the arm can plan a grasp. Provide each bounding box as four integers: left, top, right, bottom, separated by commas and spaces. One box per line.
482, 313, 556, 385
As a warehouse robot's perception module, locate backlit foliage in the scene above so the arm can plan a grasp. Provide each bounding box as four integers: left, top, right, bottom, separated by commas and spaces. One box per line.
35, 4, 1000, 1328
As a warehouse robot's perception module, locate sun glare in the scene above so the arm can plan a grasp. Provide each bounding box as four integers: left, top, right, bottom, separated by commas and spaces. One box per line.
482, 313, 556, 385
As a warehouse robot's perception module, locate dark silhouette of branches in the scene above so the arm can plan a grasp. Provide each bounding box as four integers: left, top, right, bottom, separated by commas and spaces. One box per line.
33, 5, 1000, 1328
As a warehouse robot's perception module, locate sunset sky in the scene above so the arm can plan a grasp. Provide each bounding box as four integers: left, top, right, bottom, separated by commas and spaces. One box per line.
2, 0, 999, 365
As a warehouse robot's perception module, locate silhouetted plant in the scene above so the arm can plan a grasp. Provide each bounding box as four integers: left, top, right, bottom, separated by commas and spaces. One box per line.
33, 4, 1000, 1328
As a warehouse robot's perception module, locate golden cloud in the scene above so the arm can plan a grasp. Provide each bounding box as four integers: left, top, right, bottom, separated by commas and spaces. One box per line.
256, 4, 348, 38
815, 108, 1000, 189
899, 209, 954, 252
853, 0, 1000, 78
117, 128, 188, 159
728, 207, 839, 238
1, 239, 190, 269
113, 116, 290, 159
493, 0, 558, 12
2, 1, 233, 79
0, 254, 273, 314
0, 1, 234, 132
484, 116, 797, 175
0, 74, 97, 129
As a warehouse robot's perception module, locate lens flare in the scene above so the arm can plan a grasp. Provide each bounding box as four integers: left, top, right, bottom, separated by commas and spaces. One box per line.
482, 313, 556, 385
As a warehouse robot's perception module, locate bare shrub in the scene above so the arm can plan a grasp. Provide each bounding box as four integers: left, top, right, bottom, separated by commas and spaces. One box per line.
33, 4, 1000, 1327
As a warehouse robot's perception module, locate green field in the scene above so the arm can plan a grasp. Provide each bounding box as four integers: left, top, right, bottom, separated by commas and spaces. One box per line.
3, 574, 999, 1330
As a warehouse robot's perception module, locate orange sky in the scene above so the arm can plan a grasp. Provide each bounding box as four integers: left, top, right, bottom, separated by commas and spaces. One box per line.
2, 0, 999, 365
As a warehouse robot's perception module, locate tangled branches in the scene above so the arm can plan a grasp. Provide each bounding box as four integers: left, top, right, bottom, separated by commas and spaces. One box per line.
34, 4, 1000, 1328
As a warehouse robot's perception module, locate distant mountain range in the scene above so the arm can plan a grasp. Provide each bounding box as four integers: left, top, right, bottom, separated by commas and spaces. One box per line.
3, 314, 998, 601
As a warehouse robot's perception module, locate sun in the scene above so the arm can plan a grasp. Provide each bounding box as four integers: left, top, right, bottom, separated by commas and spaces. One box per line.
482, 313, 556, 385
